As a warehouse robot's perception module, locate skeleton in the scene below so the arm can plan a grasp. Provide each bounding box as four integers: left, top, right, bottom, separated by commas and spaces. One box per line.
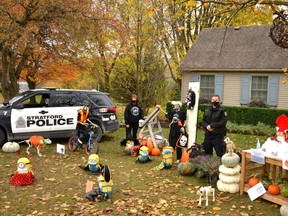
224, 137, 235, 154
197, 186, 215, 206
19, 136, 52, 157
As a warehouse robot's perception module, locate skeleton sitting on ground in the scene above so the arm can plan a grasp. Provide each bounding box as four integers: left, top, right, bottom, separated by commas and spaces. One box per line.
224, 137, 235, 154
197, 186, 215, 206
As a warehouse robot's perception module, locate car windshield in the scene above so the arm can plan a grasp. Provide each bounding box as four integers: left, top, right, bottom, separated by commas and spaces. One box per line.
2, 94, 25, 107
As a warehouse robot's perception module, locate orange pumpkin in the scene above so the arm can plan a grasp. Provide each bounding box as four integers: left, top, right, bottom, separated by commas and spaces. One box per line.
29, 135, 45, 146
248, 175, 259, 187
146, 141, 154, 153
151, 148, 161, 156
268, 182, 280, 195
180, 151, 189, 163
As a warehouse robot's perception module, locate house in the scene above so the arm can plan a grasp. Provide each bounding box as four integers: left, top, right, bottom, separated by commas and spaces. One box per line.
178, 25, 288, 109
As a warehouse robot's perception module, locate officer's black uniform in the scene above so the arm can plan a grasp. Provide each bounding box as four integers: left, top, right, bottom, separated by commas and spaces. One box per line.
202, 104, 227, 157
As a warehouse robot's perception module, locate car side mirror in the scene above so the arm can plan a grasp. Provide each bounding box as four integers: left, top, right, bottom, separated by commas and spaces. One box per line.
12, 103, 24, 109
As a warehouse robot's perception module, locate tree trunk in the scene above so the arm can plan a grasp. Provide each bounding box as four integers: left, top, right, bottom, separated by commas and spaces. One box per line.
1, 46, 30, 101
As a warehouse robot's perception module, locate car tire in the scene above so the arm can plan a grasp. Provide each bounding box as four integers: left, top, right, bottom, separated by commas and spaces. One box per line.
0, 129, 5, 147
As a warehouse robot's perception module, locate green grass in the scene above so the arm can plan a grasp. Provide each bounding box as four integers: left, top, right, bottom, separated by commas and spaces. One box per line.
0, 127, 281, 216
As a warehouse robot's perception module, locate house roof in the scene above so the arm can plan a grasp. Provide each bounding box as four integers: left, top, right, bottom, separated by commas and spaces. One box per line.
178, 25, 288, 71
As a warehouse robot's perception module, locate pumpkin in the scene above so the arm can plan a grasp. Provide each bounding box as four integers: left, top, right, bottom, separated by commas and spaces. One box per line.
180, 150, 190, 163
177, 162, 194, 176
2, 141, 20, 153
217, 180, 240, 193
140, 140, 154, 153
219, 164, 241, 176
281, 184, 288, 198
151, 148, 161, 156
268, 182, 280, 195
219, 173, 241, 184
248, 174, 259, 187
29, 135, 45, 145
221, 152, 240, 168
280, 204, 288, 216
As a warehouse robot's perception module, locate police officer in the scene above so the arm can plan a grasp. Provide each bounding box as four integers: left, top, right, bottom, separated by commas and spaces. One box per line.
124, 95, 144, 140
202, 95, 227, 157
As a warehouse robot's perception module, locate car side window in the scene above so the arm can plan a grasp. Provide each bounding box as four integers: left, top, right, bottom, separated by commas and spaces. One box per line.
50, 93, 82, 107
20, 94, 50, 108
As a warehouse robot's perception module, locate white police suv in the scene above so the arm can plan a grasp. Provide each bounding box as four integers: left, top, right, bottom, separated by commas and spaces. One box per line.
0, 88, 119, 147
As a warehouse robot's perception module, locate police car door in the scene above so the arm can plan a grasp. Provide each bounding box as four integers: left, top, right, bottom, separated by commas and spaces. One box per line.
48, 92, 81, 134
11, 93, 52, 136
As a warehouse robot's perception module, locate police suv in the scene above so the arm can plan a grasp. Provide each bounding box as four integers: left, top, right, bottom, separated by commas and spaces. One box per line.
0, 88, 119, 147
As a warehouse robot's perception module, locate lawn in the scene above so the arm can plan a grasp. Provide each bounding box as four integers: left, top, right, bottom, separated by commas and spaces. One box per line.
0, 126, 281, 216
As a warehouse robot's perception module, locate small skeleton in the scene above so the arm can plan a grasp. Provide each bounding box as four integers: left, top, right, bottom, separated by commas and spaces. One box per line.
197, 186, 216, 206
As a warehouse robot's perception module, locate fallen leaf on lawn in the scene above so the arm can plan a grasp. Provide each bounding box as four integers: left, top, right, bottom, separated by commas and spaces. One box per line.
4, 206, 10, 209
31, 210, 38, 214
60, 203, 70, 208
130, 208, 138, 213
213, 207, 221, 211
231, 205, 236, 209
248, 205, 253, 210
159, 199, 167, 205
44, 178, 56, 181
240, 205, 246, 209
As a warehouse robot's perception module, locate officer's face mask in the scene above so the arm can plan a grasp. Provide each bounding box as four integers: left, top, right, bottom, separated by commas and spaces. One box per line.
211, 101, 219, 107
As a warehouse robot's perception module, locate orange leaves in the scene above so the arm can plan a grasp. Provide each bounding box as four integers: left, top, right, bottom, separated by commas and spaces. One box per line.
187, 0, 197, 8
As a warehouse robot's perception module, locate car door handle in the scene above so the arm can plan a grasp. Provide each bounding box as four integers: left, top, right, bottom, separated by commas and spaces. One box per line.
39, 110, 49, 114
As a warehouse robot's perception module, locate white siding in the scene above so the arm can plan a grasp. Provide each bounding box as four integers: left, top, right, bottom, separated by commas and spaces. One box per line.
277, 75, 288, 110
181, 71, 288, 110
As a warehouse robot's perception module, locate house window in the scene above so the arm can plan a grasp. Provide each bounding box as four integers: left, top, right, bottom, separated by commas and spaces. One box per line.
251, 76, 268, 102
200, 75, 215, 99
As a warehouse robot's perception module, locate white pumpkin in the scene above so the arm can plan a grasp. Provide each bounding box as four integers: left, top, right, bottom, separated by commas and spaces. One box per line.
217, 180, 240, 193
280, 204, 288, 216
2, 142, 20, 153
219, 173, 241, 184
221, 152, 240, 168
219, 164, 241, 176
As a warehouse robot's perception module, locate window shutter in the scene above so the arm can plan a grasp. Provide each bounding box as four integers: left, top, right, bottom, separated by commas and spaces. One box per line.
268, 75, 279, 106
214, 74, 224, 100
240, 75, 250, 105
191, 73, 199, 82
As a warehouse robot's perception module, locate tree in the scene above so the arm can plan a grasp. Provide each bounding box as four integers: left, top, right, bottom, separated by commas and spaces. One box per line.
110, 0, 169, 113
0, 0, 95, 100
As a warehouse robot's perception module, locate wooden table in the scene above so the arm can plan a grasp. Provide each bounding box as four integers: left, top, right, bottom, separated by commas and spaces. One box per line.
239, 150, 288, 205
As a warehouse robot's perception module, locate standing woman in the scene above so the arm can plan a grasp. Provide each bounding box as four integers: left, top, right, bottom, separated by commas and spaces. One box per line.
124, 94, 144, 139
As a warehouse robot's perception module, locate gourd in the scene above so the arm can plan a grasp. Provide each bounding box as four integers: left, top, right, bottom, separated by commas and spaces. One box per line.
267, 181, 280, 195
151, 148, 161, 156
177, 162, 194, 176
248, 174, 259, 187
280, 204, 288, 216
180, 151, 190, 163
221, 152, 240, 168
219, 164, 241, 176
217, 180, 240, 193
280, 184, 288, 198
219, 173, 241, 184
2, 142, 20, 153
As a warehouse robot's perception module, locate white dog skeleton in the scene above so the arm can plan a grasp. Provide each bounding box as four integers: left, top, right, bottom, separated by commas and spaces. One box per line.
197, 186, 215, 206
